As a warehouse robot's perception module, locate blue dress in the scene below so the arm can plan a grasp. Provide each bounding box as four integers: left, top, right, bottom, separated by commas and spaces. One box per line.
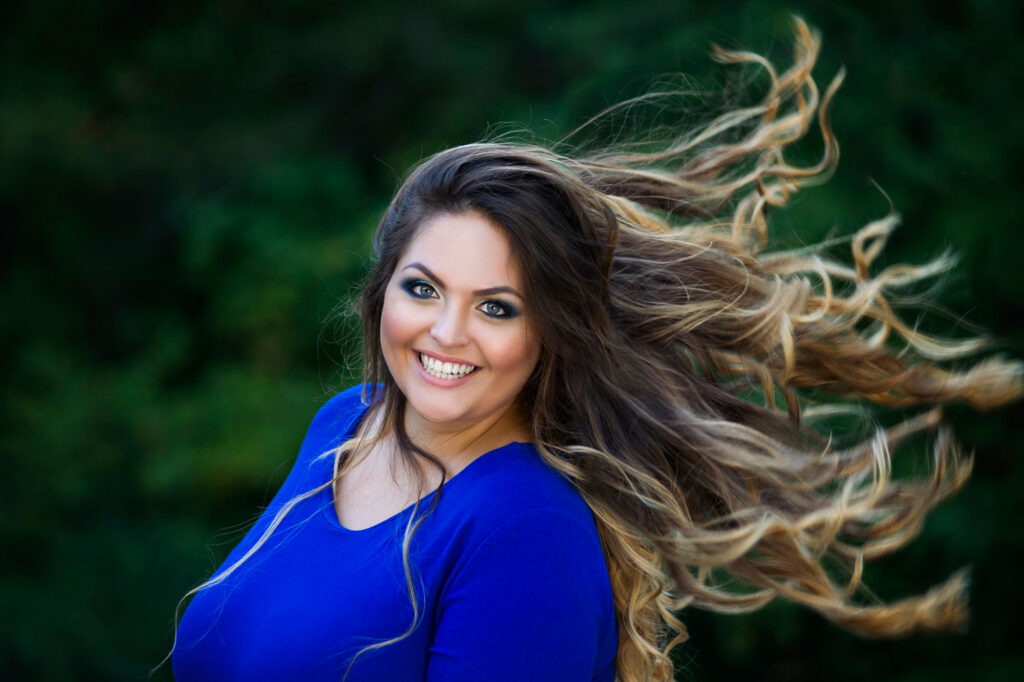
173, 385, 619, 681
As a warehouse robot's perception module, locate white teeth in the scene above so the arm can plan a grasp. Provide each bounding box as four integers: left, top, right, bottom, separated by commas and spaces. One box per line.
419, 353, 476, 380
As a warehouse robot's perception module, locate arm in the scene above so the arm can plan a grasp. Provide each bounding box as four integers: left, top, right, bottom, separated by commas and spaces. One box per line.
426, 507, 614, 682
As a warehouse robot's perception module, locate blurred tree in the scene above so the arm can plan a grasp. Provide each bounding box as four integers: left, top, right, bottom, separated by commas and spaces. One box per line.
1, 0, 1021, 679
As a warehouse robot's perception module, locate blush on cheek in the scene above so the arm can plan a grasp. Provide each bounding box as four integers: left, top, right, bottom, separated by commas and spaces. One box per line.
379, 290, 409, 377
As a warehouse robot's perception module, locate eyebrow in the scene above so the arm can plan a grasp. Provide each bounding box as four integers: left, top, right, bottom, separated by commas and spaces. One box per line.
401, 262, 524, 299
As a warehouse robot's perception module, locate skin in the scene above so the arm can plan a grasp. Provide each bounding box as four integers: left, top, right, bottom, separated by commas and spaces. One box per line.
335, 211, 541, 529
381, 210, 541, 458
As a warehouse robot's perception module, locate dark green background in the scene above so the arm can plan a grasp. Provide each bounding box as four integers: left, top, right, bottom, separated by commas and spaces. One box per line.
3, 1, 1023, 679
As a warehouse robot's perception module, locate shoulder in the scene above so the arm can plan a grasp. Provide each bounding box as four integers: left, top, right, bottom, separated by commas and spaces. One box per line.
282, 384, 374, 492
428, 443, 617, 667
309, 384, 373, 432
298, 384, 377, 450
453, 443, 597, 535
435, 443, 608, 589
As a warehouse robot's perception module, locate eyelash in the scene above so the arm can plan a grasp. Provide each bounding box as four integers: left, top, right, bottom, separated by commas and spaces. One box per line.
401, 279, 437, 300
399, 278, 519, 319
480, 300, 518, 318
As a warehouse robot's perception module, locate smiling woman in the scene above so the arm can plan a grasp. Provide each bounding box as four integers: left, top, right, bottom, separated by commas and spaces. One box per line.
168, 18, 1021, 682
380, 211, 540, 434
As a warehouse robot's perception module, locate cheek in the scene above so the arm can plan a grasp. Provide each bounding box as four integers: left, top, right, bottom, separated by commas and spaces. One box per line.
486, 326, 541, 378
380, 290, 416, 361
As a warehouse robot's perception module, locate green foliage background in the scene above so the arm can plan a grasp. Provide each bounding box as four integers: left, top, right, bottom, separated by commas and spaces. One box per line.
3, 1, 1022, 679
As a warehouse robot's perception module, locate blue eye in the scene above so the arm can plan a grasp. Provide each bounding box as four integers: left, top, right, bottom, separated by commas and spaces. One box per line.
401, 278, 437, 299
479, 300, 519, 319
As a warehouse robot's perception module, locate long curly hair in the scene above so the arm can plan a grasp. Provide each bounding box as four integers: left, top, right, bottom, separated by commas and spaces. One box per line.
354, 17, 1022, 682
168, 18, 1021, 682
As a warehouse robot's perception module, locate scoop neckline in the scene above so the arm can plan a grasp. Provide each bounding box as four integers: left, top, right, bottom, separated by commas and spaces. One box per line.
320, 398, 532, 534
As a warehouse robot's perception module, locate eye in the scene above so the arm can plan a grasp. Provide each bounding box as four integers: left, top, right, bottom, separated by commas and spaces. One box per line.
400, 278, 438, 299
478, 300, 519, 319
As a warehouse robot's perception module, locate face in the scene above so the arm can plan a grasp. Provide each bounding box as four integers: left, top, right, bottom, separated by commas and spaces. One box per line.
380, 211, 541, 434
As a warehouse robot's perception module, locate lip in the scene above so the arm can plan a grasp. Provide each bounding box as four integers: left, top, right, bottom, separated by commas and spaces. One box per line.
414, 348, 480, 367
414, 350, 479, 388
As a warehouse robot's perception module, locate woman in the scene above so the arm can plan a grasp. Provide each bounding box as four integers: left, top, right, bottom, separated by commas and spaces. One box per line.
171, 20, 1021, 682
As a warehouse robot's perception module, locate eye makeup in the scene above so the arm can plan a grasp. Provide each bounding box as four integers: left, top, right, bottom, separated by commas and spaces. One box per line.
478, 300, 520, 319
400, 278, 437, 299
399, 277, 520, 319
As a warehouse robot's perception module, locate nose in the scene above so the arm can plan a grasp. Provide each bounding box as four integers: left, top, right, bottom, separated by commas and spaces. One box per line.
430, 304, 469, 348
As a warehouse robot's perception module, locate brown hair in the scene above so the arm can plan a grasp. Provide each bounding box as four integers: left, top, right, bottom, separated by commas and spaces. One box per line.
354, 18, 1021, 681
169, 18, 1022, 682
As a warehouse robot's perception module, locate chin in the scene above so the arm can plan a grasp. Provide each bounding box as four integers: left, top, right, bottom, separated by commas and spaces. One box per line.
404, 394, 475, 426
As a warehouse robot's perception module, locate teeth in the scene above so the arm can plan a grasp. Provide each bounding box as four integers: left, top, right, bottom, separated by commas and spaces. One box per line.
420, 353, 477, 380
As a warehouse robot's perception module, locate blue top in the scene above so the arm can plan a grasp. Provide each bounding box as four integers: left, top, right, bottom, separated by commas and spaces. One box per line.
173, 385, 618, 681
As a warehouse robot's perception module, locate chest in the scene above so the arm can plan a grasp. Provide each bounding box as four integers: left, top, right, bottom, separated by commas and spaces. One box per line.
174, 509, 443, 681
332, 446, 438, 531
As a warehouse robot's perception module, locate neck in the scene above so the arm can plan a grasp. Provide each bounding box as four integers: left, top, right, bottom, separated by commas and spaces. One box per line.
400, 400, 530, 475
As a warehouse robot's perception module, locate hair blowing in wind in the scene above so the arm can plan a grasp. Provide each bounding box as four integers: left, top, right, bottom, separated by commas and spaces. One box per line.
167, 17, 1023, 682
507, 19, 1023, 679
358, 18, 1023, 679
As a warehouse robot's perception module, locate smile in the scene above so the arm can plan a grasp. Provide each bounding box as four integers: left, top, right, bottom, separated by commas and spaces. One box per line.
419, 353, 478, 380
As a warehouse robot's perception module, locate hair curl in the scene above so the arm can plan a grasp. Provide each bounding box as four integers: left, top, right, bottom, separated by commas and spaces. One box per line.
356, 17, 1022, 681
171, 18, 1022, 682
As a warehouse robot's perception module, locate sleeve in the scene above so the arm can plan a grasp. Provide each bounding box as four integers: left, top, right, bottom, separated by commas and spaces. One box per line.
426, 507, 611, 682
212, 385, 366, 571
262, 384, 366, 509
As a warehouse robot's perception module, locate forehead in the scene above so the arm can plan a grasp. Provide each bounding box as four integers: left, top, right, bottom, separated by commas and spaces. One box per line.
398, 211, 523, 288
